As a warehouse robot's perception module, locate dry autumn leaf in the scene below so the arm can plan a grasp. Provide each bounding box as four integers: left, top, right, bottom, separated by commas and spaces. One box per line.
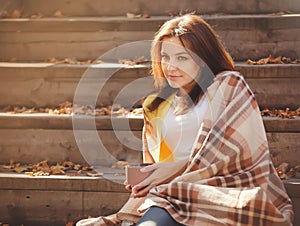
74, 164, 81, 171
62, 161, 75, 169
11, 10, 21, 18
112, 161, 130, 169
66, 221, 74, 226
118, 56, 149, 66
276, 162, 300, 179
50, 165, 66, 175
2, 160, 15, 169
82, 165, 93, 171
86, 172, 104, 177
9, 57, 17, 62
247, 55, 300, 65
126, 12, 150, 19
13, 166, 29, 173
131, 108, 143, 115
53, 10, 63, 18
68, 170, 82, 177
261, 107, 300, 119
1, 102, 298, 119
0, 222, 10, 226
0, 160, 101, 177
1, 10, 9, 18
46, 57, 95, 65
30, 12, 43, 19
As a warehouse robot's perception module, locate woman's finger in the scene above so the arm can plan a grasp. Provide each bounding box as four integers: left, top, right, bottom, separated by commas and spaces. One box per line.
131, 183, 147, 194
125, 184, 132, 191
133, 185, 153, 198
140, 163, 158, 172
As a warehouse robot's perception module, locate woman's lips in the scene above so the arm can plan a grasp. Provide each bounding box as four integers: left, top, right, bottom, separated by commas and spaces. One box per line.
167, 75, 181, 81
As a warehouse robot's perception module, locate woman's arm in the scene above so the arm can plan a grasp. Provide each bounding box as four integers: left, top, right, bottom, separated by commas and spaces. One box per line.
131, 159, 188, 198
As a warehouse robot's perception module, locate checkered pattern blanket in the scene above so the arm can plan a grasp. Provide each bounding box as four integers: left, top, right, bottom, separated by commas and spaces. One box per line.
141, 71, 294, 225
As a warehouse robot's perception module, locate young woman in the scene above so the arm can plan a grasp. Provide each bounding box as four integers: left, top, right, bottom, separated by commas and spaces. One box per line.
77, 14, 293, 226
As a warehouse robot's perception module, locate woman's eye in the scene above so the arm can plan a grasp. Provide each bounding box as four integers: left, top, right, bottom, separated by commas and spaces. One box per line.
161, 54, 169, 61
177, 56, 188, 61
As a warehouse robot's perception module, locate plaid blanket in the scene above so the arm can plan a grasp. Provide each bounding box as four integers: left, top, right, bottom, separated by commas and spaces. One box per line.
141, 71, 294, 225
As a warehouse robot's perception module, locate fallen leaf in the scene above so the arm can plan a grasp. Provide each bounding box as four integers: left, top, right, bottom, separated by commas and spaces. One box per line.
112, 161, 130, 169
86, 172, 103, 177
126, 12, 142, 18
14, 166, 29, 173
1, 10, 9, 18
66, 222, 73, 226
261, 107, 300, 119
247, 55, 300, 65
130, 107, 143, 115
94, 60, 103, 64
118, 56, 148, 65
275, 163, 299, 179
25, 172, 35, 177
30, 12, 43, 19
1, 105, 13, 112
0, 223, 10, 226
126, 12, 150, 19
63, 161, 74, 169
1, 160, 15, 169
68, 170, 82, 177
11, 10, 21, 18
74, 164, 81, 171
51, 164, 66, 175
40, 160, 50, 169
53, 10, 63, 18
9, 57, 17, 62
82, 165, 93, 171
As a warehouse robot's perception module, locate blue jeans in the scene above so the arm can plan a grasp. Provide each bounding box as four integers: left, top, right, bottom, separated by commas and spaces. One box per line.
136, 206, 185, 226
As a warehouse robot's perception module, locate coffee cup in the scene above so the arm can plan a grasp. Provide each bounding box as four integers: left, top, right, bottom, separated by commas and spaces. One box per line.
125, 163, 153, 186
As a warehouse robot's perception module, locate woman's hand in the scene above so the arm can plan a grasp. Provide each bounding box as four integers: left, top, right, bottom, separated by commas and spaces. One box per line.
123, 180, 132, 191
131, 159, 188, 198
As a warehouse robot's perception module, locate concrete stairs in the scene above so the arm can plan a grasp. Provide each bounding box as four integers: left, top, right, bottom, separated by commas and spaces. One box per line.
1, 13, 299, 62
0, 0, 299, 225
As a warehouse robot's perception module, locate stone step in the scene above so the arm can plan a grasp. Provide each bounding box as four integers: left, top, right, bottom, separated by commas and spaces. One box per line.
0, 62, 299, 109
0, 168, 130, 226
1, 0, 299, 17
0, 114, 145, 166
0, 113, 299, 168
0, 170, 299, 226
1, 14, 299, 61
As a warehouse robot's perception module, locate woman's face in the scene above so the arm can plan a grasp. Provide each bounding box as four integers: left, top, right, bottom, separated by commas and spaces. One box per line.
160, 37, 201, 94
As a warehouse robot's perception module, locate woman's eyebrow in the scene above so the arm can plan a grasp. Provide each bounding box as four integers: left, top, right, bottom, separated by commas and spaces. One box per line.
175, 52, 189, 56
160, 51, 188, 55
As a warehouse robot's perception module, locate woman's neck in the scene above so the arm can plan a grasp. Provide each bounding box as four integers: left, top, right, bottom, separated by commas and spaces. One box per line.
177, 80, 197, 97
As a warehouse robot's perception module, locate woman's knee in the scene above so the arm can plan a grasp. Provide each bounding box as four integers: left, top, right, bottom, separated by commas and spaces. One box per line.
136, 206, 183, 226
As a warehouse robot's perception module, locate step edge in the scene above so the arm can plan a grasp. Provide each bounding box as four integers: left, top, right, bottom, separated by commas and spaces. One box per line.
0, 113, 299, 132
0, 62, 299, 79
0, 171, 128, 192
0, 171, 298, 195
0, 14, 299, 31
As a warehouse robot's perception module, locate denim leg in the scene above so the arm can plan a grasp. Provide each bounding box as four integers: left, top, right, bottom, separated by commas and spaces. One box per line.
136, 206, 184, 226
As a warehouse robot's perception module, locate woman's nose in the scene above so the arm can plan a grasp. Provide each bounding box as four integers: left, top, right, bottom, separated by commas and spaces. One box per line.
167, 61, 177, 71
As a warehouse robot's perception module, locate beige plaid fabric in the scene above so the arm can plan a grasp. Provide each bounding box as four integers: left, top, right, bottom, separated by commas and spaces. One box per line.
141, 71, 294, 225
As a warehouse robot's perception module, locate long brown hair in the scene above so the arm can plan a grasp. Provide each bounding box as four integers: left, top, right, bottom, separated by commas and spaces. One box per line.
147, 14, 235, 112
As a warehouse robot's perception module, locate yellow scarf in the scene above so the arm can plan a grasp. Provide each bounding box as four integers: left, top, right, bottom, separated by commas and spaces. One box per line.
143, 93, 176, 162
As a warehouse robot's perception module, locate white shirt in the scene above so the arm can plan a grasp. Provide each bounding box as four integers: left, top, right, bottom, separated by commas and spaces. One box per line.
161, 95, 209, 161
